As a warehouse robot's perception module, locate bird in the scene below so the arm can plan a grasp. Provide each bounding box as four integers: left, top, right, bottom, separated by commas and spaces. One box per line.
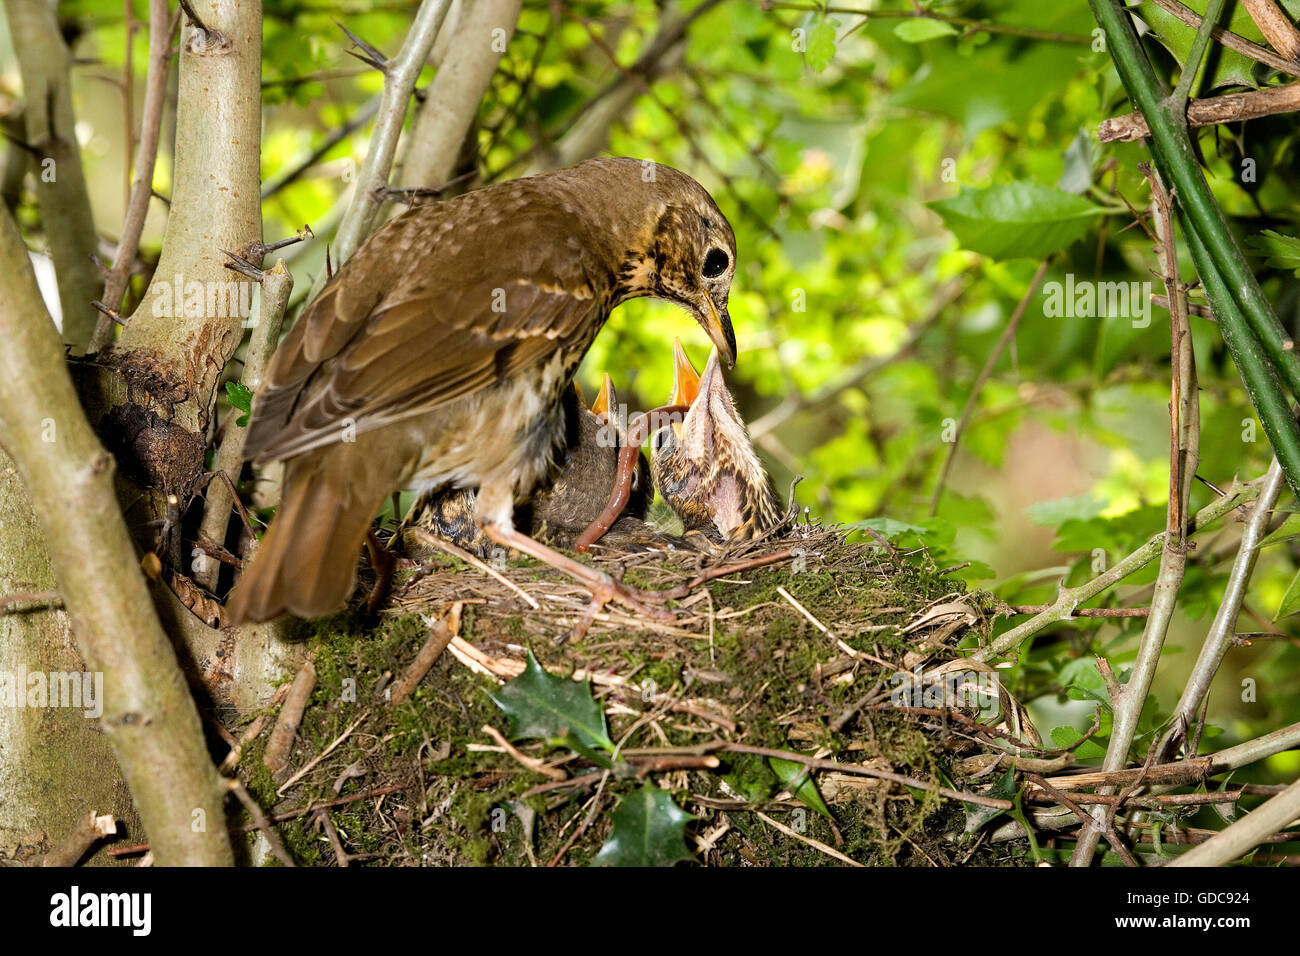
225, 157, 737, 624
400, 373, 651, 558
650, 339, 782, 542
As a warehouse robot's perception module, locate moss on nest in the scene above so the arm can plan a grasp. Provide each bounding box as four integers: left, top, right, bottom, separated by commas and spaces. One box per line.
224, 526, 1029, 867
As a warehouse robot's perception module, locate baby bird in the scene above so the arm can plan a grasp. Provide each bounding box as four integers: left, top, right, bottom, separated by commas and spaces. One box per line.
403, 375, 650, 558
651, 340, 782, 542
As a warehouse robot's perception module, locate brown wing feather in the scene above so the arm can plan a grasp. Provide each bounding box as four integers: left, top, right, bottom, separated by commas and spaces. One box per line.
243, 188, 610, 463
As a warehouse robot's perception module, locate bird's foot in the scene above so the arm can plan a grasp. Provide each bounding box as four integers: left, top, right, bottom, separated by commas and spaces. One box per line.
480, 523, 676, 640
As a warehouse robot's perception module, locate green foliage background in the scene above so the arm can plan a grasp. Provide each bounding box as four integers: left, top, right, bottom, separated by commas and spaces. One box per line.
4, 0, 1300, 784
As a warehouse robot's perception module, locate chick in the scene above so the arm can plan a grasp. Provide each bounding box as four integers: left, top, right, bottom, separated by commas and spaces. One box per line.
650, 340, 782, 542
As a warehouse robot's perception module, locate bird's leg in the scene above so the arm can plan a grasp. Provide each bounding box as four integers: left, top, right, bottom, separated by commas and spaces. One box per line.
479, 522, 676, 626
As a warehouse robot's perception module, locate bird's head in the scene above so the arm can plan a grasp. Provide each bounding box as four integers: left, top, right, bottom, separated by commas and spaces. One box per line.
592, 159, 738, 368
651, 340, 781, 542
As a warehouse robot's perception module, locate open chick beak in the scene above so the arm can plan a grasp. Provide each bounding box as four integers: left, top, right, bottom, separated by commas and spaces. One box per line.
695, 296, 736, 370
670, 339, 703, 437
590, 372, 616, 424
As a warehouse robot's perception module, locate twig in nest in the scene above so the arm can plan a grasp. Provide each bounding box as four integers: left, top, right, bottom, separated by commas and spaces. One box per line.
481, 724, 567, 781
390, 603, 460, 704
408, 527, 540, 609
1023, 772, 1138, 867
755, 811, 863, 867
264, 658, 317, 774
277, 710, 371, 796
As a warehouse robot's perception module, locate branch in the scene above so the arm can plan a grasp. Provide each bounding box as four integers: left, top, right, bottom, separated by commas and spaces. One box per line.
1169, 775, 1300, 866
1148, 0, 1300, 77
1160, 458, 1286, 761
1243, 0, 1300, 61
195, 260, 294, 591
1099, 80, 1300, 142
395, 0, 522, 192
88, 0, 174, 354
0, 208, 231, 865
3, 0, 101, 351
974, 472, 1264, 662
1090, 0, 1300, 501
1071, 165, 1200, 868
314, 0, 454, 292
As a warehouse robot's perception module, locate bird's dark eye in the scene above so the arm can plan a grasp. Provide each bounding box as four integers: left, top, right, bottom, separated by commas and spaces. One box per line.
702, 248, 729, 278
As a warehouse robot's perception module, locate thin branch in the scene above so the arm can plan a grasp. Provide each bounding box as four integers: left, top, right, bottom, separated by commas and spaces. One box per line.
0, 208, 231, 865
1099, 80, 1300, 143
395, 0, 523, 193
1159, 458, 1286, 761
1148, 0, 1300, 78
1169, 776, 1300, 866
974, 472, 1263, 662
1072, 165, 1198, 868
196, 260, 294, 590
1243, 0, 1300, 61
311, 0, 454, 297
88, 0, 174, 353
929, 259, 1051, 515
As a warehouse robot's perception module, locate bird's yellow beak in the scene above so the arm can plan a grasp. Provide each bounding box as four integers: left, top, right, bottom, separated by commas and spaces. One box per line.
670, 338, 702, 438
590, 372, 616, 422
696, 295, 736, 370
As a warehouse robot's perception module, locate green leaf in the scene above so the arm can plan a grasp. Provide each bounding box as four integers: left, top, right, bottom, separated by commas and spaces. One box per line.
1137, 1, 1300, 90
1025, 494, 1107, 527
490, 651, 614, 754
893, 19, 958, 43
805, 17, 839, 72
225, 380, 253, 428
593, 784, 695, 867
1258, 512, 1300, 548
1275, 568, 1300, 619
769, 757, 832, 819
1050, 724, 1107, 759
929, 183, 1103, 260
1244, 229, 1300, 276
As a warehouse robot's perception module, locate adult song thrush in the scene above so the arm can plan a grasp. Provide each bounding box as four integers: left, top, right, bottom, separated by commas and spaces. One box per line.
651, 341, 781, 542
226, 158, 736, 623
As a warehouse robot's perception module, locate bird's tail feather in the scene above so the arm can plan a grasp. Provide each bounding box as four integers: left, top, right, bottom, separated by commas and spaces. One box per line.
225, 456, 384, 624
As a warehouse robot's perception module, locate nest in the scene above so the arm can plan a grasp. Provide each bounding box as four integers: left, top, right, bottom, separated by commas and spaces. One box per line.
216, 524, 1041, 867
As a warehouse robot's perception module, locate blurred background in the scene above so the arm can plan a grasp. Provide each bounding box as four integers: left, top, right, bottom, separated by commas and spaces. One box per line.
3, 0, 1299, 783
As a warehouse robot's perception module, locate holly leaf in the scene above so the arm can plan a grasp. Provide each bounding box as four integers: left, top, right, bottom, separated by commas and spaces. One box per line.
593, 784, 695, 867
225, 380, 254, 428
769, 757, 832, 819
490, 651, 614, 755
1137, 1, 1300, 90
805, 17, 839, 72
929, 183, 1102, 260
961, 767, 1016, 838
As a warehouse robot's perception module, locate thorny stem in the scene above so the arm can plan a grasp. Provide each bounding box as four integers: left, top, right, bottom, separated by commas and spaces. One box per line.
973, 475, 1263, 663
1071, 167, 1200, 868
1158, 459, 1287, 762
312, 0, 454, 296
